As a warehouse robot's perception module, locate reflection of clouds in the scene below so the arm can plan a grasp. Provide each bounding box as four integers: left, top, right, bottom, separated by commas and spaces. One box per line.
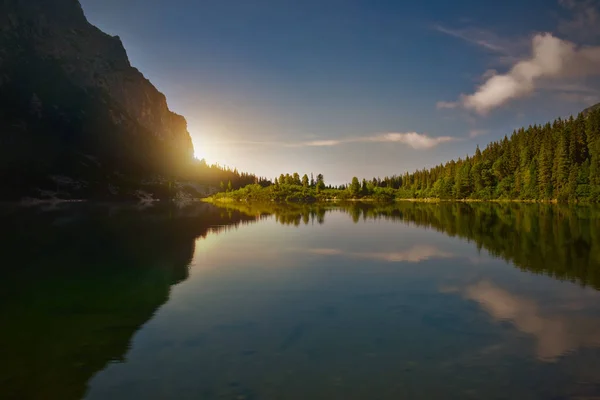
307, 245, 454, 263
463, 280, 600, 361
359, 246, 454, 263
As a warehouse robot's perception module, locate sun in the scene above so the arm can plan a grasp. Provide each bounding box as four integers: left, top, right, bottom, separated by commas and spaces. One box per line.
191, 133, 220, 164
193, 146, 205, 160
190, 131, 208, 160
189, 124, 226, 164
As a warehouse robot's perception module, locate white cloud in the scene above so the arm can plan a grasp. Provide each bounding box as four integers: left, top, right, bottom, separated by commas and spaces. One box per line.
292, 132, 456, 150
215, 132, 457, 150
302, 140, 341, 147
481, 69, 498, 80
368, 132, 455, 149
460, 33, 600, 114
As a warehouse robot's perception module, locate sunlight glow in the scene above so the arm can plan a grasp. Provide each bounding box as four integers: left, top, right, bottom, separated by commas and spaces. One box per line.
189, 124, 243, 168
193, 145, 204, 160
190, 128, 213, 162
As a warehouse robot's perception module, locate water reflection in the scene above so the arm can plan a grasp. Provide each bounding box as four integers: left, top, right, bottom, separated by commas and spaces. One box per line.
455, 280, 600, 361
308, 245, 454, 263
218, 201, 600, 289
0, 202, 259, 400
82, 202, 600, 399
5, 201, 600, 399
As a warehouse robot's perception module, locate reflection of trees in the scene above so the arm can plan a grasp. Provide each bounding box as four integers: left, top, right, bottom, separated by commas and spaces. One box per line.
215, 202, 329, 226
217, 201, 600, 289
0, 203, 258, 400
355, 202, 600, 290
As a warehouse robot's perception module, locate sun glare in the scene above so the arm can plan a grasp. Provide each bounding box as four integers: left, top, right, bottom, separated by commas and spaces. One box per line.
191, 132, 222, 165
190, 131, 208, 161
193, 146, 204, 160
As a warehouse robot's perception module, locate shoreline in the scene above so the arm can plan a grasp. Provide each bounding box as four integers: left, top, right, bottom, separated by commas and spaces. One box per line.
204, 197, 587, 205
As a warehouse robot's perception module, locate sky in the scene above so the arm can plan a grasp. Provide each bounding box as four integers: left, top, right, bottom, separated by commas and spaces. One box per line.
79, 0, 600, 184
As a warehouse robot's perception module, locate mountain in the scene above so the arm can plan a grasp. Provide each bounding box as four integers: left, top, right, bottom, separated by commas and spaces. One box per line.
0, 0, 195, 200
583, 102, 600, 117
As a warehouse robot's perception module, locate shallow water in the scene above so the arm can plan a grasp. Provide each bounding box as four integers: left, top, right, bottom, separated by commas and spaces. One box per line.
3, 202, 600, 399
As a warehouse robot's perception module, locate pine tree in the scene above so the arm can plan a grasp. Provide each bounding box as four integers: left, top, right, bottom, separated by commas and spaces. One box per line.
556, 133, 570, 196
350, 177, 361, 196
302, 174, 309, 188
538, 138, 553, 199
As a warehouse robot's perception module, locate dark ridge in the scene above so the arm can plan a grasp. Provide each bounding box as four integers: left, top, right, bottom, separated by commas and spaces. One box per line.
0, 0, 194, 200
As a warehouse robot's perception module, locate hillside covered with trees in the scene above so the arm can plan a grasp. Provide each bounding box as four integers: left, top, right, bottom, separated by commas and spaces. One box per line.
212, 104, 600, 203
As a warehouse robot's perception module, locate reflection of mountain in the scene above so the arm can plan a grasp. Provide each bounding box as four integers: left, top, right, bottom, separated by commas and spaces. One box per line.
460, 281, 600, 361
0, 203, 257, 400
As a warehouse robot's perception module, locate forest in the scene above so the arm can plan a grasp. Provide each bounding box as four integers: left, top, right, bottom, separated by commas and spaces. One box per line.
212, 104, 600, 202
191, 158, 270, 191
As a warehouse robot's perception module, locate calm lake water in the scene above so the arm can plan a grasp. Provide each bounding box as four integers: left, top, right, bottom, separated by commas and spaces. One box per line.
3, 202, 600, 399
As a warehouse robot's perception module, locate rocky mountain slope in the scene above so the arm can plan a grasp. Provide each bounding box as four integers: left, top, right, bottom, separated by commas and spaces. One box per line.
0, 0, 195, 199
583, 102, 600, 117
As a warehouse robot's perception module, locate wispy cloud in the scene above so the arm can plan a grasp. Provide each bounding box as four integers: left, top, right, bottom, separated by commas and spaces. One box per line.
212, 132, 459, 150
302, 140, 342, 147
469, 129, 488, 138
436, 101, 459, 109
458, 33, 600, 114
433, 25, 509, 53
307, 248, 343, 256
558, 0, 600, 42
433, 24, 529, 66
541, 81, 600, 104
289, 132, 457, 150
556, 91, 600, 104
215, 132, 461, 150
365, 132, 456, 149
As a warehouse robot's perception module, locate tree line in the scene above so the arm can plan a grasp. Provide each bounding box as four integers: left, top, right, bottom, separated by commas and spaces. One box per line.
190, 158, 271, 191
351, 105, 600, 201
212, 105, 600, 202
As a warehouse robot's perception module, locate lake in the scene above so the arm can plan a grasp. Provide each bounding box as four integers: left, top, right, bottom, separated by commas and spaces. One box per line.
3, 201, 600, 399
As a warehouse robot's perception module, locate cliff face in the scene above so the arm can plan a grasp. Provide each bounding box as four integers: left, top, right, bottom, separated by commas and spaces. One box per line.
0, 0, 195, 199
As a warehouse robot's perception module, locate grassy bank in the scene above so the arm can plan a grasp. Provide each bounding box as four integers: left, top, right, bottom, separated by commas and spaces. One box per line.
205, 183, 591, 204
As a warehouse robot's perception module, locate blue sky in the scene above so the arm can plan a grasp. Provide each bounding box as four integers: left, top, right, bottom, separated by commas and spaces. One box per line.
80, 0, 600, 184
